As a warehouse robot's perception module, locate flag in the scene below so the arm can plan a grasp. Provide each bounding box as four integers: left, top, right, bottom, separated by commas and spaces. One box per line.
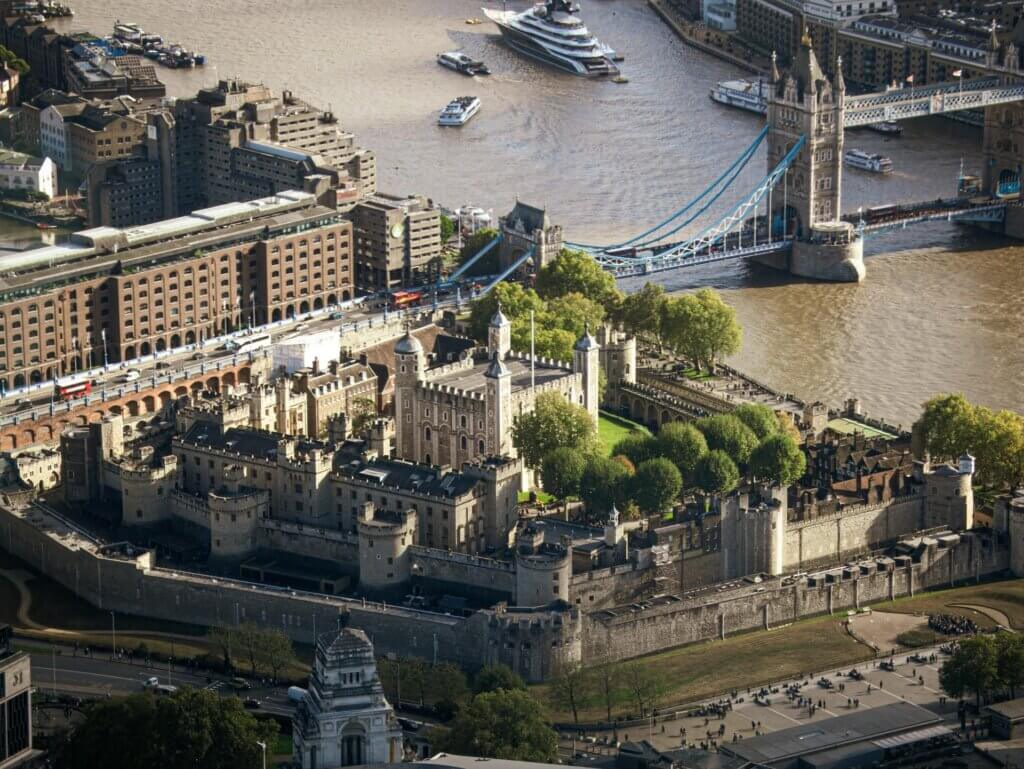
952, 69, 962, 77
905, 74, 914, 83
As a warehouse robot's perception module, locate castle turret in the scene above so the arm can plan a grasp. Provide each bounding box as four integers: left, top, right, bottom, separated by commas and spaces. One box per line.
357, 501, 417, 595
394, 330, 425, 461
923, 459, 975, 531
484, 351, 512, 457
574, 324, 600, 425
515, 531, 572, 607
488, 303, 511, 360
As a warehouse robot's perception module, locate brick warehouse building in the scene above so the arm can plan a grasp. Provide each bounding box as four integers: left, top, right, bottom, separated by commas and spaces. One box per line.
0, 190, 353, 391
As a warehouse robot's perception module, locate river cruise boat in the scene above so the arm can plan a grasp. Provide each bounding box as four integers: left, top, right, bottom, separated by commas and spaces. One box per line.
482, 0, 618, 77
439, 96, 481, 126
709, 79, 768, 115
438, 51, 490, 75
866, 121, 902, 136
844, 149, 893, 174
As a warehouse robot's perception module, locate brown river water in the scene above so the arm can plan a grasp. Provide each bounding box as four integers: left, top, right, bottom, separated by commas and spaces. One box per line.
32, 0, 1023, 424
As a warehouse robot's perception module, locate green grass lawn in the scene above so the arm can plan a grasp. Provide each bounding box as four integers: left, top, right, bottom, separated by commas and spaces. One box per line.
681, 367, 714, 381
873, 578, 1024, 630
599, 411, 651, 456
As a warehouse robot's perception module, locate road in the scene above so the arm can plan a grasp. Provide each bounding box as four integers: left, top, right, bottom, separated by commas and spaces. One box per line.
21, 639, 296, 718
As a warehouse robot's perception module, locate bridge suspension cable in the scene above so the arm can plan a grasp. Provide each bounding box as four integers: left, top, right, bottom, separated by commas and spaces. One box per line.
595, 134, 806, 274
565, 126, 769, 252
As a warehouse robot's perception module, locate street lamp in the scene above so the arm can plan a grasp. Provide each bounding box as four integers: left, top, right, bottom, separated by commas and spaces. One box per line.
255, 740, 267, 769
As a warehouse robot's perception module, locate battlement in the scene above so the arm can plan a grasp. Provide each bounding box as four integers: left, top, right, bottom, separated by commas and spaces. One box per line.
507, 351, 573, 371
409, 545, 515, 573
419, 381, 487, 403
786, 494, 920, 531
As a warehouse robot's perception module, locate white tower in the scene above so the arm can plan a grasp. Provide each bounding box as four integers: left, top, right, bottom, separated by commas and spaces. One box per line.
488, 302, 511, 360
573, 323, 600, 426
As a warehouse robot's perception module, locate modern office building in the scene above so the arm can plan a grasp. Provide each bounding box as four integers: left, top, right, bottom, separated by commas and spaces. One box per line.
86, 79, 376, 228
0, 190, 354, 391
351, 193, 442, 291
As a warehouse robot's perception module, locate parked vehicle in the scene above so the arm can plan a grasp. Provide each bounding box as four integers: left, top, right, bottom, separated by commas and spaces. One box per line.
287, 686, 307, 703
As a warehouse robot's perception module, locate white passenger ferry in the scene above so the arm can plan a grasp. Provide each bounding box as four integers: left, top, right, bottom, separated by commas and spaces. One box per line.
844, 149, 893, 174
709, 79, 768, 115
438, 97, 481, 126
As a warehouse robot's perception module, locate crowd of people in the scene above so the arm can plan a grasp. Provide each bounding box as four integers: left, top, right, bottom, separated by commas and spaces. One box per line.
929, 613, 978, 636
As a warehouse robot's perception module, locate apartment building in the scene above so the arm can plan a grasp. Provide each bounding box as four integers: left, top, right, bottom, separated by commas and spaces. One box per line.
85, 79, 377, 228
0, 190, 354, 391
350, 193, 442, 291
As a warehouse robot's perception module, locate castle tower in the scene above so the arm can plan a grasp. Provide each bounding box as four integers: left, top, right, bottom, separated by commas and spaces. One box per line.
573, 324, 600, 426
484, 352, 512, 457
293, 628, 404, 769
393, 330, 425, 461
923, 457, 975, 532
498, 201, 564, 274
597, 325, 637, 405
488, 303, 511, 360
357, 501, 417, 595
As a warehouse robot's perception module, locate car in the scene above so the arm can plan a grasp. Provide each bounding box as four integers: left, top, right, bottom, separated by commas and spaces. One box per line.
123, 369, 141, 382
294, 323, 308, 332
142, 676, 159, 689
155, 684, 179, 696
242, 698, 261, 709
191, 352, 206, 360
329, 311, 344, 320
229, 676, 250, 691
155, 361, 172, 370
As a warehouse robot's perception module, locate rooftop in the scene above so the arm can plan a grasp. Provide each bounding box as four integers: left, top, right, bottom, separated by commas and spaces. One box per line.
428, 352, 572, 395
333, 455, 483, 499
987, 697, 1024, 721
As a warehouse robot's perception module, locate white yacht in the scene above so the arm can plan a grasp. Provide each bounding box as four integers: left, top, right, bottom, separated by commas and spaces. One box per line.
482, 0, 618, 77
844, 149, 893, 174
439, 96, 482, 126
709, 79, 768, 115
437, 51, 490, 76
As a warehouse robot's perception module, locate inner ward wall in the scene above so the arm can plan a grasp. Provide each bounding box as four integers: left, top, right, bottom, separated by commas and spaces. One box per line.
784, 498, 923, 571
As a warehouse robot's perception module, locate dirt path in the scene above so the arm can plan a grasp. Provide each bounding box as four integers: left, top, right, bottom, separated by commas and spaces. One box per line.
848, 611, 929, 651
949, 603, 1014, 629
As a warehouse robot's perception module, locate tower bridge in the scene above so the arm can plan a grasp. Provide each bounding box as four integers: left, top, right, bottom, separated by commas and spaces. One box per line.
558, 20, 1024, 283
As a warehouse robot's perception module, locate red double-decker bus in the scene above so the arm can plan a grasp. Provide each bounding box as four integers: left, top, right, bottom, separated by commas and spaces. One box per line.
56, 379, 91, 401
389, 290, 423, 310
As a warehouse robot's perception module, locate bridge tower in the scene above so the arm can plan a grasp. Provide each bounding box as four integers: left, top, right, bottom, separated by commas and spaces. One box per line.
498, 201, 563, 275
982, 19, 1024, 207
765, 34, 865, 282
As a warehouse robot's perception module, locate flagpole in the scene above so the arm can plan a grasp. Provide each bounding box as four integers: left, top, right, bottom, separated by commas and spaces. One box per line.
530, 310, 535, 390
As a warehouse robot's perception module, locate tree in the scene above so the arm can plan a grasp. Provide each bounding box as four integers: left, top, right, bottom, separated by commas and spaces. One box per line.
696, 414, 759, 467
429, 662, 471, 719
632, 458, 682, 514
694, 450, 740, 496
541, 447, 586, 506
612, 432, 657, 467
544, 292, 607, 340
535, 248, 621, 309
440, 214, 456, 243
656, 421, 707, 479
580, 455, 632, 517
512, 391, 597, 468
623, 662, 660, 718
348, 396, 378, 438
732, 404, 780, 441
550, 662, 592, 725
749, 433, 807, 486
457, 228, 500, 277
777, 411, 803, 442
940, 635, 998, 708
596, 663, 620, 725
208, 626, 234, 671
615, 282, 667, 349
255, 628, 295, 682
995, 633, 1024, 699
660, 289, 741, 372
435, 688, 558, 762
473, 664, 526, 695
919, 393, 977, 461
55, 688, 277, 769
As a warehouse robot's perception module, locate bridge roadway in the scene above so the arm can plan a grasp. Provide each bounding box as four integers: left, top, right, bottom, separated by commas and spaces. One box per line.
841, 197, 1012, 233
844, 76, 1024, 127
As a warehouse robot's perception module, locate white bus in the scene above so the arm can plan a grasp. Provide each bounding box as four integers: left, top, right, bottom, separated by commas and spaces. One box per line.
225, 334, 272, 355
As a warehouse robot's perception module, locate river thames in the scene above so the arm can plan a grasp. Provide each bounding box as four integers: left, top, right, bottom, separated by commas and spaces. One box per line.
39, 0, 1024, 423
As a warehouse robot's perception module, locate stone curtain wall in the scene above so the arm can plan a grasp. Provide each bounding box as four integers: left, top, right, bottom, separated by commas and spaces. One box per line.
783, 497, 924, 571
581, 532, 1007, 664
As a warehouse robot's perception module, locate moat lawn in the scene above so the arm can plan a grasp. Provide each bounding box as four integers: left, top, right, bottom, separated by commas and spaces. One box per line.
539, 577, 1024, 723
598, 411, 651, 456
